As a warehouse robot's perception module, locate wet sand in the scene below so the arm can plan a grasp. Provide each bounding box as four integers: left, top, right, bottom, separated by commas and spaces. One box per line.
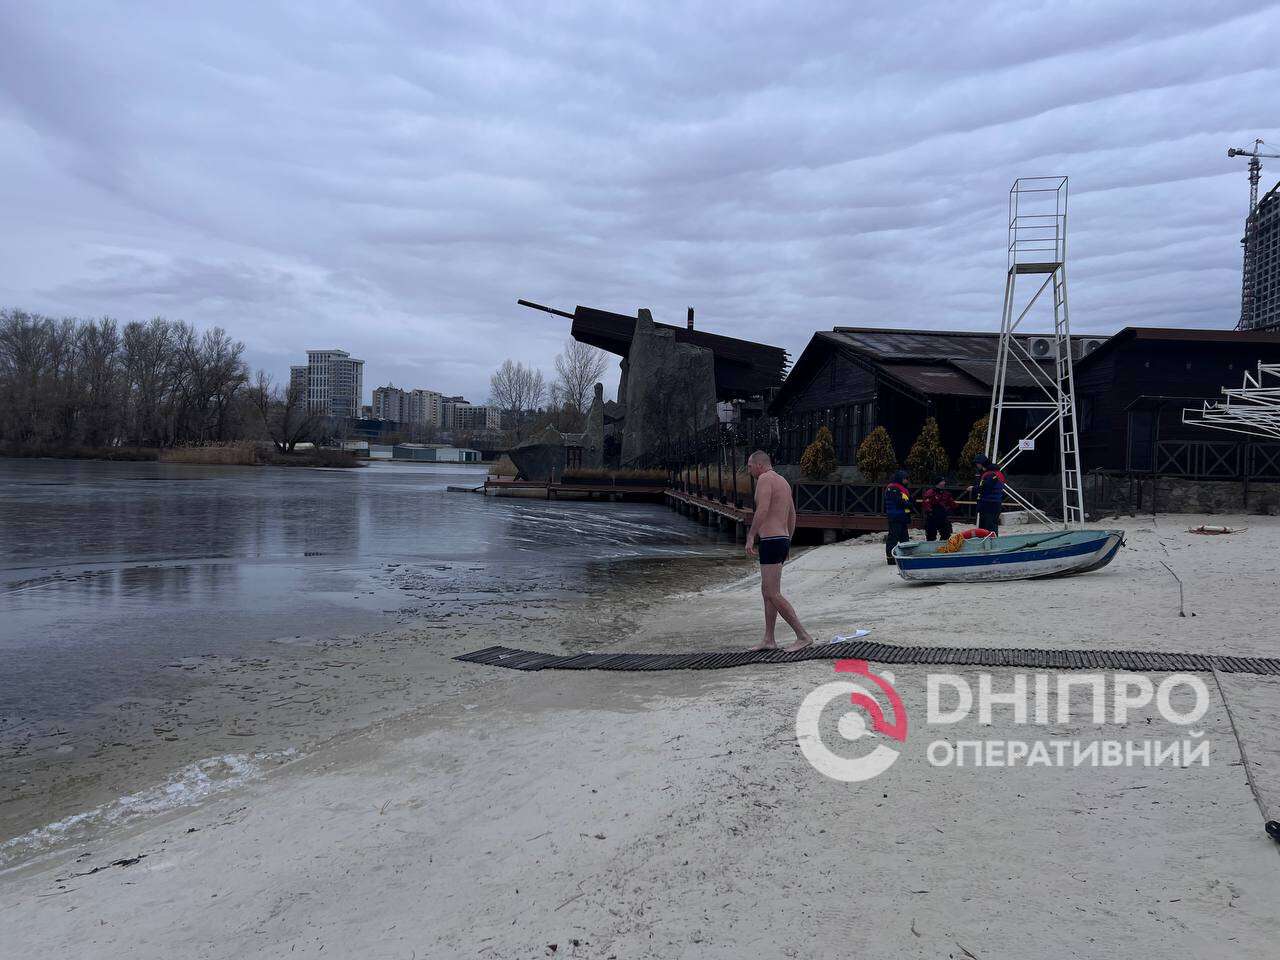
1, 551, 749, 861
4, 515, 1278, 958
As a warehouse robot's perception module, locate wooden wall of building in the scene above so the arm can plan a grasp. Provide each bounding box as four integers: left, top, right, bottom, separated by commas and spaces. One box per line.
1077, 340, 1280, 471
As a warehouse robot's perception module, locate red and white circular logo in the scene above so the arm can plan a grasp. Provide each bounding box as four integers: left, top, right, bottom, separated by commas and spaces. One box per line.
796, 659, 909, 782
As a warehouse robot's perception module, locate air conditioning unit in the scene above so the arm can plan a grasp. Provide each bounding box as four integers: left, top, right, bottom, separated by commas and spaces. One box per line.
1081, 338, 1105, 355
1028, 337, 1054, 359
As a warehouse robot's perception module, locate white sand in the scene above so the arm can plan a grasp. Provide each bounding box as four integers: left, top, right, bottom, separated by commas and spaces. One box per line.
3, 515, 1279, 958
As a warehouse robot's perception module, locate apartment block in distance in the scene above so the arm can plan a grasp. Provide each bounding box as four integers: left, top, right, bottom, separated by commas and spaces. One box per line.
372, 384, 443, 426
303, 349, 364, 418
443, 399, 500, 432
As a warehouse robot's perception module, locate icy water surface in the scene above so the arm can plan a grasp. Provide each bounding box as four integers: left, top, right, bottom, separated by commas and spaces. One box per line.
0, 457, 734, 727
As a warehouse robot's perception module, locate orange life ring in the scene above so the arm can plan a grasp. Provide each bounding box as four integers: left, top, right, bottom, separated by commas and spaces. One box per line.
961, 528, 994, 539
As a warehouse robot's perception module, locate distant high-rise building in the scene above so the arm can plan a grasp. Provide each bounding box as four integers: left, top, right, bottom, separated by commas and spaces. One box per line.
289, 364, 309, 398
372, 384, 407, 421
445, 400, 500, 432
409, 388, 443, 427
372, 384, 443, 426
304, 349, 364, 418
1243, 181, 1280, 331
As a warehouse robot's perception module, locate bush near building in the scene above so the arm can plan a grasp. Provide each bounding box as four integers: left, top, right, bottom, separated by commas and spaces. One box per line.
905, 417, 950, 483
800, 426, 837, 480
960, 415, 990, 476
856, 426, 897, 484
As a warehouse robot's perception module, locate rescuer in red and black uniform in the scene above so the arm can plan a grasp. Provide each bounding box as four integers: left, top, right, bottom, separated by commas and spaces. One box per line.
968, 455, 1006, 533
920, 475, 956, 542
884, 469, 913, 565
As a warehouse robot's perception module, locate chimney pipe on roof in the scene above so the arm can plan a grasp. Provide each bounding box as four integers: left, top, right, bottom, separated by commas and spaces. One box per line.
687, 307, 694, 330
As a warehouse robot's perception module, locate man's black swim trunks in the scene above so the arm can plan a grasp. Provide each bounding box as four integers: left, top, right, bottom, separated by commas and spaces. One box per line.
757, 536, 791, 565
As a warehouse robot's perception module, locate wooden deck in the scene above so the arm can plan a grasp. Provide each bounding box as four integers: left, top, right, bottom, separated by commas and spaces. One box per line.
482, 478, 666, 501
665, 489, 890, 535
478, 480, 894, 537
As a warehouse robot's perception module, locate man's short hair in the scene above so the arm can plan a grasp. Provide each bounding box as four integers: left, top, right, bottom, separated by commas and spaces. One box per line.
748, 450, 771, 467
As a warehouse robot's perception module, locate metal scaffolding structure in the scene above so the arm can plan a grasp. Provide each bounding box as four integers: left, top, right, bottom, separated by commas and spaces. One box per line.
985, 177, 1085, 527
1183, 362, 1280, 440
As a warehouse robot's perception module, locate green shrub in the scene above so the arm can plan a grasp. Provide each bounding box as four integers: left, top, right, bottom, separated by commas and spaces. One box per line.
905, 417, 950, 483
856, 426, 897, 484
799, 425, 837, 480
959, 415, 990, 475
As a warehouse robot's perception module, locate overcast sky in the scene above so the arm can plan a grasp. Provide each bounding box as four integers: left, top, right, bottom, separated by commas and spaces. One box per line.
1, 2, 1277, 402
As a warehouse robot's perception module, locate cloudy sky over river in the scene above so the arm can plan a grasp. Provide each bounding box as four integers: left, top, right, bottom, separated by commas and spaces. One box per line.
1, 2, 1277, 398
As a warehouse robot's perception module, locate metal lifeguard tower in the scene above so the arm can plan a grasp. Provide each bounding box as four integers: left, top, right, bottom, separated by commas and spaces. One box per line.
985, 177, 1085, 527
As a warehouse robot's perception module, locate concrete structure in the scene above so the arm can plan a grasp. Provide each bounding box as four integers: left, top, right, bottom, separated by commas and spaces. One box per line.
580, 383, 607, 470
290, 365, 309, 397
620, 310, 718, 466
517, 300, 788, 467
507, 425, 586, 481
391, 443, 480, 463
302, 349, 364, 418
1243, 181, 1280, 332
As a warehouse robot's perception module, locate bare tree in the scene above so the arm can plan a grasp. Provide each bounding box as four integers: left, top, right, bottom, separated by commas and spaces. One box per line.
77, 318, 123, 447
553, 339, 608, 421
248, 370, 325, 453
488, 359, 546, 440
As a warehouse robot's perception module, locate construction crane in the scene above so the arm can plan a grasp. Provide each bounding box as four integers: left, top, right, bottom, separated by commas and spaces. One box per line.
1228, 139, 1280, 330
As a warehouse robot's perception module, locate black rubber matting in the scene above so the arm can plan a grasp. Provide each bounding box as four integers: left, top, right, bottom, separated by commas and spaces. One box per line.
454, 642, 1280, 675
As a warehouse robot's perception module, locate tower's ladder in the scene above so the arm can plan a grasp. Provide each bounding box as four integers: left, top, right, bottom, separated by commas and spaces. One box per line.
1052, 271, 1084, 524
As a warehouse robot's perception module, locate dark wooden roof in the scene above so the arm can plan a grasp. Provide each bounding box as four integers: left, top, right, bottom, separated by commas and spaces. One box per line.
1075, 326, 1280, 368
569, 305, 789, 400
772, 327, 1082, 411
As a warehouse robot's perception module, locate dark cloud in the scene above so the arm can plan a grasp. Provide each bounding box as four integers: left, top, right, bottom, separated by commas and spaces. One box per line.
0, 0, 1277, 399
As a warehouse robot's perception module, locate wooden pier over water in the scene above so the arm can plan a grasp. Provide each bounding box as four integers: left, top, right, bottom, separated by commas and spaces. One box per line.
665, 483, 889, 543
478, 474, 931, 542
482, 478, 666, 501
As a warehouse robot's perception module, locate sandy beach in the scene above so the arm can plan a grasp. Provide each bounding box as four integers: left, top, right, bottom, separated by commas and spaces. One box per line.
4, 514, 1279, 958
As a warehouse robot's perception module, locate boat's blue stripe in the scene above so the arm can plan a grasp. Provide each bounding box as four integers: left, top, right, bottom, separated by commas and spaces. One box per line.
897, 538, 1107, 570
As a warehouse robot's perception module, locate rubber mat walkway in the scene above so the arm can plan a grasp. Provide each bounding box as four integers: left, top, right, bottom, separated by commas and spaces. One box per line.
455, 641, 1280, 675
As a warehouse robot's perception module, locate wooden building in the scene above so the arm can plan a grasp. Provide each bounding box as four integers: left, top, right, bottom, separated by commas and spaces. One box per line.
1074, 327, 1280, 474
770, 327, 1095, 472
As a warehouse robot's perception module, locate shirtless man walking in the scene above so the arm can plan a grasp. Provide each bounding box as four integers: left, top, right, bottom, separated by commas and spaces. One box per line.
744, 451, 815, 652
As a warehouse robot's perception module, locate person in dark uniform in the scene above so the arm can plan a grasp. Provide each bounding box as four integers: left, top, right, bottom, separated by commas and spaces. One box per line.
920, 476, 956, 542
967, 455, 1006, 533
884, 469, 913, 565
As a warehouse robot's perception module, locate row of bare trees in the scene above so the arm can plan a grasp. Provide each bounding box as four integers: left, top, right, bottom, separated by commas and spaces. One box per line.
1, 310, 615, 454
0, 310, 257, 450
488, 339, 609, 441
0, 309, 331, 454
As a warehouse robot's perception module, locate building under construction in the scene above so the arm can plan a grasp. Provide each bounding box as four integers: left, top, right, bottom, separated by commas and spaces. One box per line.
1243, 180, 1280, 332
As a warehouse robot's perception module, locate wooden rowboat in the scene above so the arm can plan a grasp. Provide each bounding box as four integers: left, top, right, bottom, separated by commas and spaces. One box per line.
892, 529, 1125, 583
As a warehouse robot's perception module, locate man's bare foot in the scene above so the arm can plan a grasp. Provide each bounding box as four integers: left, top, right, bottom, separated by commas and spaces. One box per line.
750, 640, 778, 651
783, 636, 814, 652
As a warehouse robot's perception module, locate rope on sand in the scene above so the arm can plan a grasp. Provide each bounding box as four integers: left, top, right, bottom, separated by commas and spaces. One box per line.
1210, 665, 1280, 845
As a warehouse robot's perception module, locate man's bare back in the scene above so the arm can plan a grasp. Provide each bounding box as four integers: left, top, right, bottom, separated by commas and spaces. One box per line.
752, 470, 795, 539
